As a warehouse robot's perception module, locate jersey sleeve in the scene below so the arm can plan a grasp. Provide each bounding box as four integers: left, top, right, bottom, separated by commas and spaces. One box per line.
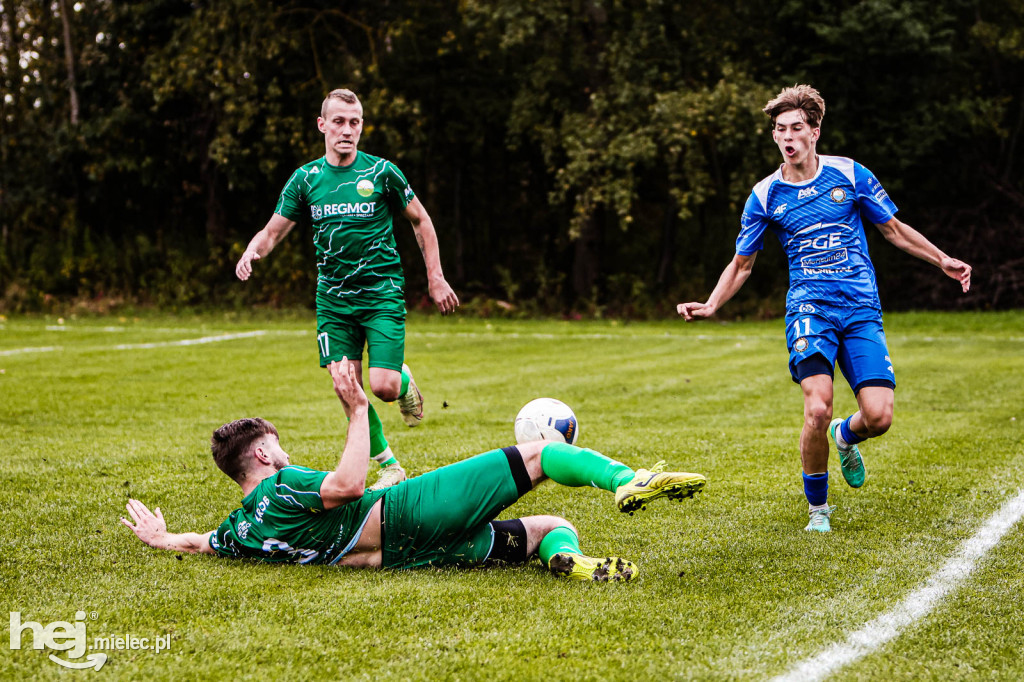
383, 161, 416, 214
853, 162, 898, 224
209, 512, 243, 558
735, 191, 771, 255
269, 466, 329, 513
274, 168, 308, 222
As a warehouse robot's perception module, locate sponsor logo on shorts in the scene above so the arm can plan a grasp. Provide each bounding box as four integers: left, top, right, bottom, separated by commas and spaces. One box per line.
357, 179, 374, 197
795, 337, 809, 352
237, 521, 252, 539
799, 303, 816, 313
830, 188, 846, 203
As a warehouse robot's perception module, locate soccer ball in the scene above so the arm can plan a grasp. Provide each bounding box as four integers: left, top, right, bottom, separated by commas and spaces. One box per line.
514, 398, 579, 445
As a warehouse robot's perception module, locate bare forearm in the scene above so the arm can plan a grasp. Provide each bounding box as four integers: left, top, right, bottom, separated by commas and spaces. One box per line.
245, 229, 279, 258
328, 406, 370, 499
143, 531, 213, 554
707, 259, 753, 309
879, 220, 945, 266
413, 218, 445, 279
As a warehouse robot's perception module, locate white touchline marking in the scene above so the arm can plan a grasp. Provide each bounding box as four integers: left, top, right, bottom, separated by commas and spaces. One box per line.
1, 330, 299, 356
772, 489, 1024, 682
111, 331, 268, 349
0, 346, 62, 356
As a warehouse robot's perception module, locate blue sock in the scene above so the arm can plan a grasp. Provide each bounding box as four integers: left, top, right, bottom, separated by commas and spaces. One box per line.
840, 417, 866, 446
803, 472, 829, 506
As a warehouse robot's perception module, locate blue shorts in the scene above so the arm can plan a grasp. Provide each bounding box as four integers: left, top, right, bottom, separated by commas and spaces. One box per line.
785, 303, 895, 393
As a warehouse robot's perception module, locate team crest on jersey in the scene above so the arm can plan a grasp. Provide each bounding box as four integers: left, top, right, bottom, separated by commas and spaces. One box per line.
773, 203, 787, 216
794, 337, 809, 352
310, 204, 323, 220
357, 179, 374, 197
830, 188, 847, 203
798, 186, 818, 200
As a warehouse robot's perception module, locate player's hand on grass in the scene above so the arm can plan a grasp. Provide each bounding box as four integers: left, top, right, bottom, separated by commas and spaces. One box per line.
941, 257, 972, 293
677, 301, 716, 321
235, 250, 261, 281
121, 499, 168, 548
329, 357, 369, 413
429, 276, 459, 315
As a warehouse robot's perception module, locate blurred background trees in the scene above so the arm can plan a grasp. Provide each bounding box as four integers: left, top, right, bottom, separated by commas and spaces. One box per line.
2, 0, 1021, 315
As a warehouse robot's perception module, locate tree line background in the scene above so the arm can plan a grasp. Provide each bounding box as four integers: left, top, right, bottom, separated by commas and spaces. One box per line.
2, 0, 1022, 316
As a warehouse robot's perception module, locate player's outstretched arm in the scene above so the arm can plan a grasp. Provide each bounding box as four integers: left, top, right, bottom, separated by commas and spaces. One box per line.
320, 358, 372, 510
234, 214, 296, 281
875, 217, 972, 292
120, 499, 216, 554
677, 253, 757, 321
402, 197, 459, 315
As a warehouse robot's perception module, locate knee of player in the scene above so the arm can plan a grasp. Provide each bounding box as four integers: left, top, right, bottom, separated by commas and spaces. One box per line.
863, 411, 893, 436
371, 383, 401, 402
804, 401, 833, 428
515, 440, 547, 482
528, 515, 575, 539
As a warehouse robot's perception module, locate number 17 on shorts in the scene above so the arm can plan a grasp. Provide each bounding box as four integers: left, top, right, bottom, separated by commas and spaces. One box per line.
318, 332, 330, 360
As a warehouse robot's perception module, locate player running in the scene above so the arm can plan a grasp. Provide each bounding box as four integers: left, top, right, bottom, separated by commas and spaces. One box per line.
121, 359, 706, 582
676, 85, 971, 533
235, 88, 459, 491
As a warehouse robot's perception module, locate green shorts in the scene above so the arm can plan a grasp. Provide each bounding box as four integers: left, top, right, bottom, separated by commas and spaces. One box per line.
381, 449, 526, 569
315, 297, 406, 371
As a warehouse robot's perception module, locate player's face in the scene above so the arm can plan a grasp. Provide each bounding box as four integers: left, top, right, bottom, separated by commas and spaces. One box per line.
318, 100, 363, 165
772, 109, 819, 167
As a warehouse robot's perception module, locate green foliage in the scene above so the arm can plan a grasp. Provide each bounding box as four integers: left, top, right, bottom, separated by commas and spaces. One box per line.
1, 0, 1022, 312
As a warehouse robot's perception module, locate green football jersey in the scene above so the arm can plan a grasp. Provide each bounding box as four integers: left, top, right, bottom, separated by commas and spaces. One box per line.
274, 151, 416, 311
209, 466, 386, 565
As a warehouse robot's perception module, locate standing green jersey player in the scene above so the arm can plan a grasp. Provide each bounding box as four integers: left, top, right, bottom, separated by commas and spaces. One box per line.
235, 89, 459, 490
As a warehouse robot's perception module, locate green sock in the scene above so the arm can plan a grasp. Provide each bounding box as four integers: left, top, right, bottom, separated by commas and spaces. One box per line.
540, 442, 634, 492
347, 404, 392, 466
399, 366, 411, 398
538, 525, 581, 566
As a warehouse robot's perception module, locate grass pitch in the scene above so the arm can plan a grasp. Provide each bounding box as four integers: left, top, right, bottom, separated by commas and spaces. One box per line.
1, 311, 1023, 680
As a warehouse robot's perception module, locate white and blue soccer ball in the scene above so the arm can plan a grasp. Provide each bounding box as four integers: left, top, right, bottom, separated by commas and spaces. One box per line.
514, 398, 579, 445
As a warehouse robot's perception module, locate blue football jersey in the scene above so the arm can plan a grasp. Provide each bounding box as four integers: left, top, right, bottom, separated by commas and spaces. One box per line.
736, 155, 898, 310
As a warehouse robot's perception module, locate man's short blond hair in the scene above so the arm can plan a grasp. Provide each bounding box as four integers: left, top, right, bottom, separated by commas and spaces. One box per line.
763, 84, 826, 128
321, 88, 362, 118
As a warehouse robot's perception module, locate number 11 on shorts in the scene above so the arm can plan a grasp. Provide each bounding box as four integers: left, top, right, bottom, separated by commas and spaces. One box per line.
317, 332, 330, 358
792, 317, 811, 336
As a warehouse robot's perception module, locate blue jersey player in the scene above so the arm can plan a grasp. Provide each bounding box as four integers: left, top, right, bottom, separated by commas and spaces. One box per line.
676, 85, 972, 533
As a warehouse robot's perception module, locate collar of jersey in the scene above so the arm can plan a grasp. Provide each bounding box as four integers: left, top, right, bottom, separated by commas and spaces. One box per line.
774, 155, 824, 187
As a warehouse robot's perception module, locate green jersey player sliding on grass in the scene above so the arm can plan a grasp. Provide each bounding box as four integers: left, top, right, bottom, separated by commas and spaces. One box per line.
235, 88, 459, 491
121, 359, 706, 582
